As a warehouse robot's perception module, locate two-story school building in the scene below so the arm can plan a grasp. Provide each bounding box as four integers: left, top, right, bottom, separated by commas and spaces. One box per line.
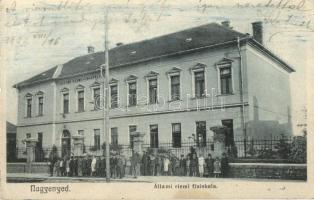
13, 21, 294, 158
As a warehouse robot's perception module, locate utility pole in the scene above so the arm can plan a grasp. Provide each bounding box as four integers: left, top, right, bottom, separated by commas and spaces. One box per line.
101, 9, 110, 182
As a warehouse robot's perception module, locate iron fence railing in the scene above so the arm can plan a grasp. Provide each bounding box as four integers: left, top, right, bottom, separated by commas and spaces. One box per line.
11, 136, 296, 162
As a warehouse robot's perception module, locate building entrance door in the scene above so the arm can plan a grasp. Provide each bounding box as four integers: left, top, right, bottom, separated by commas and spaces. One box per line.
61, 130, 71, 158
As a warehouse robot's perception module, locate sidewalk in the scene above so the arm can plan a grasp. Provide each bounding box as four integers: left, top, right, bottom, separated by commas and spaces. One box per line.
7, 173, 305, 183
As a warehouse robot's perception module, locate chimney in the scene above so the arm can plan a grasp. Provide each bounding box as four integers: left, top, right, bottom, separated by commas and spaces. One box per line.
87, 46, 95, 54
116, 42, 123, 47
252, 21, 263, 44
221, 20, 231, 29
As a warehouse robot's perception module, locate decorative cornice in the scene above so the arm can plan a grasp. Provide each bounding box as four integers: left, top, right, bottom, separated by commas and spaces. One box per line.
166, 67, 182, 75
125, 75, 138, 82
216, 57, 234, 65
60, 87, 69, 93
35, 91, 44, 96
145, 71, 159, 78
190, 62, 206, 71
25, 93, 33, 98
75, 84, 85, 90
90, 81, 101, 88
109, 78, 118, 84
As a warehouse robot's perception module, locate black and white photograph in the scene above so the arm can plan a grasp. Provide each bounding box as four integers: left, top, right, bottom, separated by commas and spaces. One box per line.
1, 0, 313, 199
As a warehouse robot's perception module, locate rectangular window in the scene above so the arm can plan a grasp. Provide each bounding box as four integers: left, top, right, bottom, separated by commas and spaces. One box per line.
150, 124, 159, 148
196, 121, 206, 147
149, 79, 158, 104
128, 82, 137, 106
38, 97, 43, 116
170, 75, 180, 101
93, 88, 100, 110
222, 119, 235, 147
63, 93, 69, 114
220, 67, 232, 94
194, 71, 205, 98
78, 130, 84, 136
111, 127, 118, 145
26, 133, 31, 138
37, 132, 43, 148
94, 129, 100, 150
172, 123, 181, 148
129, 125, 137, 148
110, 85, 118, 108
26, 98, 32, 117
77, 91, 84, 112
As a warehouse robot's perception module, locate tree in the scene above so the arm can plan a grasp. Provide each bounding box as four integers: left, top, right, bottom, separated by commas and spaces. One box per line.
289, 133, 307, 163
275, 134, 291, 159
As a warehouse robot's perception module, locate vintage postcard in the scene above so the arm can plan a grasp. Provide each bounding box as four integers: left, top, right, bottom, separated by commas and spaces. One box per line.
0, 0, 313, 199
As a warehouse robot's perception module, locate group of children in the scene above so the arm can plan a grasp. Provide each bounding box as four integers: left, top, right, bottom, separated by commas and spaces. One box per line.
50, 154, 127, 179
48, 151, 229, 178
139, 151, 229, 178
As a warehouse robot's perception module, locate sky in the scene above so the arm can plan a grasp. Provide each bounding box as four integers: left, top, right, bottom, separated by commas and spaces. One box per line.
2, 0, 312, 134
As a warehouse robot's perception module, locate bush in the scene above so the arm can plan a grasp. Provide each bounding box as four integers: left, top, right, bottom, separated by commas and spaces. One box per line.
289, 134, 306, 163
274, 134, 291, 159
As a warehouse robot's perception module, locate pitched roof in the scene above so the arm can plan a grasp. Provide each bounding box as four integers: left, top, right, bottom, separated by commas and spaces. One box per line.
58, 23, 247, 78
13, 22, 293, 88
13, 66, 58, 88
6, 121, 16, 133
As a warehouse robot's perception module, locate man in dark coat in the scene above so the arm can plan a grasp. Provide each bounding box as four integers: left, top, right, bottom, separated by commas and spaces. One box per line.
179, 154, 186, 176
100, 156, 106, 177
141, 151, 149, 176
221, 153, 229, 178
77, 156, 83, 176
205, 153, 214, 177
73, 156, 78, 176
48, 147, 58, 176
87, 156, 92, 176
82, 156, 87, 176
117, 155, 124, 179
69, 156, 76, 177
96, 157, 101, 177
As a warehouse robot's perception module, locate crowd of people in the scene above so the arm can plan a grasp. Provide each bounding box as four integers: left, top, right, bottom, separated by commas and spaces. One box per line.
49, 154, 128, 178
48, 148, 229, 179
139, 150, 229, 178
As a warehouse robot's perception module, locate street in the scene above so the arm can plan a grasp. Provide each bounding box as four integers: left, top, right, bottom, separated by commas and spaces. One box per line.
7, 173, 305, 183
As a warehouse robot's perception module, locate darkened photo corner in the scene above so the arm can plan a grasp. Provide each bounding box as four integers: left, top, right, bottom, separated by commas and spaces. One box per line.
4, 0, 308, 184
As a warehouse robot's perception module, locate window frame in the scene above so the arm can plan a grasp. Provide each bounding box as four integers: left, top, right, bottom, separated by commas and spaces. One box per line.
62, 93, 69, 114
217, 63, 234, 95
109, 83, 119, 109
196, 121, 207, 147
111, 127, 118, 145
26, 97, 32, 118
37, 96, 44, 116
78, 130, 84, 136
172, 123, 182, 148
128, 125, 137, 148
191, 64, 207, 99
92, 87, 101, 110
147, 77, 158, 104
77, 89, 85, 112
149, 124, 159, 148
168, 72, 181, 101
60, 88, 70, 114
93, 129, 101, 150
37, 132, 43, 148
127, 80, 137, 107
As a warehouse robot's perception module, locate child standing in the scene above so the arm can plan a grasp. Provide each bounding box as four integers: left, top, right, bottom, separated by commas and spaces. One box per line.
198, 154, 205, 177
213, 157, 221, 178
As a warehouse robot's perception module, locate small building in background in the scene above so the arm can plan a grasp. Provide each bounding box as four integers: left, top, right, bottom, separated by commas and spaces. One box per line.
7, 121, 17, 162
